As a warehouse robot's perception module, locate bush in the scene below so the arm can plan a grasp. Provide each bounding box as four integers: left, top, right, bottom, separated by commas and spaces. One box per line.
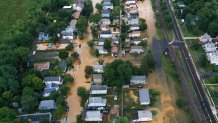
71, 52, 79, 59
66, 43, 74, 51
95, 49, 100, 57
59, 50, 69, 59
176, 98, 186, 109
63, 74, 74, 83
85, 66, 93, 75
87, 40, 94, 48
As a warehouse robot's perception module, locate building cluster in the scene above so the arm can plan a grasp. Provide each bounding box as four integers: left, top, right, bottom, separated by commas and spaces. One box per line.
199, 33, 218, 65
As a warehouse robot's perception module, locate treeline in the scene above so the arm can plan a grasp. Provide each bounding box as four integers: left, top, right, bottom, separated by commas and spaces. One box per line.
0, 0, 72, 122
176, 0, 218, 37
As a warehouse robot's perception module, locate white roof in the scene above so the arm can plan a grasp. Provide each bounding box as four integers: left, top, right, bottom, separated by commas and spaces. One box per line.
139, 89, 150, 105
136, 110, 152, 121
207, 51, 218, 65
85, 111, 102, 121
63, 6, 72, 9
88, 97, 107, 107
203, 42, 216, 52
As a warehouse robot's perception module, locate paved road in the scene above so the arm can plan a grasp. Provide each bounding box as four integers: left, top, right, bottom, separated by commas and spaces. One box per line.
165, 0, 217, 122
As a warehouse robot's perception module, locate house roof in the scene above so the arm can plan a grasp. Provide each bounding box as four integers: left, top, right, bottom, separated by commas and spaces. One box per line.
91, 85, 107, 91
38, 100, 56, 110
102, 18, 110, 23
131, 46, 144, 50
44, 87, 57, 94
132, 38, 141, 41
102, 9, 110, 15
17, 113, 51, 122
85, 111, 102, 120
59, 60, 67, 71
135, 110, 152, 120
44, 76, 62, 82
93, 74, 103, 80
34, 62, 50, 71
60, 39, 71, 44
131, 75, 147, 82
93, 64, 104, 70
101, 30, 112, 34
111, 46, 118, 53
139, 89, 150, 105
73, 11, 81, 19
88, 97, 107, 105
70, 19, 77, 25
130, 24, 139, 27
129, 7, 138, 13
38, 32, 50, 41
103, 2, 113, 6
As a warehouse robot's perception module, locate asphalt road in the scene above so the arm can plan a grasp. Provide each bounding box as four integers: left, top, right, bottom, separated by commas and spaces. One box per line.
165, 0, 217, 122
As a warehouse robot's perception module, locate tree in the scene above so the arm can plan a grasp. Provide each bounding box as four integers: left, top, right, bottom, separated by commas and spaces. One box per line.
23, 75, 44, 91
140, 51, 155, 75
85, 66, 93, 75
89, 14, 101, 23
110, 6, 121, 20
77, 87, 89, 104
60, 85, 70, 96
59, 50, 69, 59
71, 52, 80, 59
87, 40, 94, 48
139, 22, 147, 31
66, 43, 73, 51
111, 0, 120, 6
76, 16, 88, 39
117, 63, 133, 85
115, 117, 130, 123
121, 20, 129, 33
208, 21, 218, 37
103, 39, 112, 51
63, 74, 74, 83
95, 3, 103, 11
0, 107, 16, 122
21, 87, 38, 112
81, 0, 93, 17
95, 49, 100, 57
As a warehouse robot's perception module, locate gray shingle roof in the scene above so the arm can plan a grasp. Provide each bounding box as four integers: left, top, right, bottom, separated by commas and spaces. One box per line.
139, 89, 150, 105
91, 85, 107, 91
44, 76, 62, 82
38, 100, 56, 110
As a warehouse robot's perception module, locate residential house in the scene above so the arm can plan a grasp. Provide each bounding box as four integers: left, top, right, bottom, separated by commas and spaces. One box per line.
129, 31, 140, 37
103, 2, 113, 10
93, 64, 104, 73
61, 26, 74, 39
34, 62, 50, 71
139, 89, 150, 105
207, 51, 218, 65
111, 46, 118, 57
38, 32, 50, 41
60, 39, 71, 49
199, 33, 212, 44
101, 9, 110, 18
177, 1, 186, 7
125, 37, 131, 43
59, 60, 68, 72
130, 46, 144, 54
132, 38, 141, 45
44, 76, 63, 85
128, 19, 139, 25
70, 19, 77, 27
38, 100, 56, 110
126, 0, 136, 4
130, 75, 148, 85
133, 110, 152, 122
76, 0, 85, 10
73, 3, 82, 12
100, 24, 109, 31
98, 38, 106, 46
92, 74, 103, 84
17, 113, 52, 123
99, 30, 112, 38
43, 83, 59, 97
129, 7, 138, 14
112, 19, 119, 25
102, 18, 111, 25
73, 11, 81, 19
112, 37, 119, 44
129, 24, 139, 31
87, 97, 107, 107
129, 3, 137, 8
128, 13, 138, 19
90, 85, 107, 95
96, 46, 109, 54
203, 42, 217, 52
85, 111, 103, 121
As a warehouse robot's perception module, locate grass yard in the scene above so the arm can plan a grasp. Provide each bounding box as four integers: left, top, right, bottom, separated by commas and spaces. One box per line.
206, 86, 218, 106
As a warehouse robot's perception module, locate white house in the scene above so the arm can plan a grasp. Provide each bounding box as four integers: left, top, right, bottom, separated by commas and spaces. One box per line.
90, 85, 107, 95
93, 64, 104, 73
203, 42, 217, 52
133, 110, 153, 122
101, 9, 110, 18
85, 111, 103, 121
128, 19, 139, 25
132, 38, 142, 45
101, 18, 111, 25
103, 2, 113, 10
92, 74, 103, 84
126, 0, 136, 4
96, 46, 109, 54
199, 33, 212, 44
44, 76, 63, 85
130, 75, 148, 85
207, 51, 218, 65
87, 97, 107, 107
99, 31, 112, 38
129, 24, 139, 31
129, 31, 140, 37
139, 89, 150, 105
130, 46, 144, 54
61, 26, 75, 39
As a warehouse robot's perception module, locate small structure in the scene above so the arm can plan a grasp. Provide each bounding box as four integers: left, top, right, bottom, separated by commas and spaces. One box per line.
73, 11, 81, 19
103, 2, 113, 10
129, 31, 141, 37
112, 37, 119, 44
63, 6, 72, 9
99, 30, 112, 38
129, 24, 140, 31
130, 75, 148, 85
96, 46, 109, 55
133, 110, 152, 122
38, 32, 50, 41
90, 85, 107, 95
125, 37, 131, 43
60, 39, 71, 49
129, 7, 138, 14
132, 38, 142, 45
92, 74, 103, 84
85, 111, 103, 121
98, 38, 106, 46
126, 0, 136, 4
17, 113, 52, 123
44, 76, 63, 85
177, 1, 186, 7
34, 62, 50, 71
112, 19, 119, 25
100, 24, 109, 31
43, 83, 59, 97
128, 19, 139, 25
101, 9, 110, 18
139, 89, 150, 105
130, 46, 144, 54
59, 60, 68, 72
38, 100, 56, 110
203, 42, 217, 53
102, 18, 111, 25
111, 46, 118, 57
87, 97, 107, 107
93, 64, 104, 73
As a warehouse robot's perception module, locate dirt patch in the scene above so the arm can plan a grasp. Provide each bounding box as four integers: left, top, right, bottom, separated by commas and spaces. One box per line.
129, 90, 138, 102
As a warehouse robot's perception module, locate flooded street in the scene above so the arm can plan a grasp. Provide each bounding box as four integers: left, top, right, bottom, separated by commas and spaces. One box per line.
137, 0, 156, 44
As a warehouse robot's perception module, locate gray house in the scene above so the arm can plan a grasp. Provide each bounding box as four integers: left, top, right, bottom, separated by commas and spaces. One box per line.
92, 74, 103, 84
129, 46, 144, 54
139, 89, 150, 105
85, 111, 103, 121
130, 75, 148, 85
38, 100, 56, 110
87, 97, 107, 107
102, 18, 111, 25
44, 76, 63, 85
59, 60, 68, 72
101, 9, 110, 18
90, 85, 107, 95
133, 110, 153, 122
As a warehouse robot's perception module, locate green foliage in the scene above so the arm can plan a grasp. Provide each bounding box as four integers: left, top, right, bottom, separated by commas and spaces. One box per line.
22, 75, 44, 92
199, 55, 210, 68
140, 50, 155, 75
59, 50, 69, 59
77, 87, 89, 106
95, 49, 100, 57
76, 16, 88, 39
111, 0, 120, 6
81, 0, 93, 17
60, 85, 70, 95
87, 40, 94, 48
103, 39, 112, 51
95, 3, 103, 11
139, 22, 147, 31
85, 66, 93, 75
0, 107, 16, 122
89, 14, 101, 23
63, 74, 74, 83
115, 117, 130, 123
138, 41, 147, 48
65, 43, 74, 51
207, 75, 218, 84
110, 6, 121, 20
121, 20, 129, 33
176, 98, 186, 109
71, 52, 80, 59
